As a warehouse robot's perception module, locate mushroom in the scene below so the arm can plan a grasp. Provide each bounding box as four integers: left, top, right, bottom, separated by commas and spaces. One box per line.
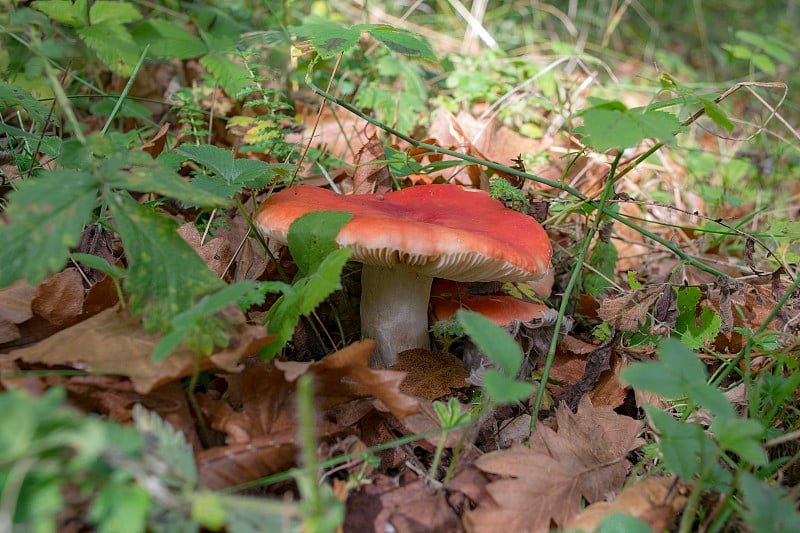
255, 184, 552, 367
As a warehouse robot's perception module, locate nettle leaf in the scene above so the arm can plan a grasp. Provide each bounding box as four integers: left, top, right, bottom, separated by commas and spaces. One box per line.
579, 101, 681, 151
78, 22, 141, 76
646, 407, 719, 480
287, 211, 353, 277
362, 25, 436, 61
260, 248, 351, 361
674, 286, 722, 349
132, 404, 197, 486
0, 170, 98, 286
459, 310, 523, 376
130, 19, 207, 59
103, 151, 230, 207
111, 195, 224, 333
0, 82, 50, 127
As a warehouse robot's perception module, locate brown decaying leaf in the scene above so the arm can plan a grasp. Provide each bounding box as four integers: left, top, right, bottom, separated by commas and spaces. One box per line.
31, 268, 84, 327
177, 222, 232, 279
392, 348, 469, 400
0, 279, 36, 344
344, 473, 461, 533
352, 132, 391, 194
140, 122, 170, 159
8, 306, 268, 393
597, 285, 664, 332
465, 396, 644, 532
566, 476, 688, 532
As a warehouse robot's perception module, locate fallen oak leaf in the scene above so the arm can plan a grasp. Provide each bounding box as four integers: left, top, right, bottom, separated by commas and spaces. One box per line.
392, 348, 469, 400
465, 396, 644, 532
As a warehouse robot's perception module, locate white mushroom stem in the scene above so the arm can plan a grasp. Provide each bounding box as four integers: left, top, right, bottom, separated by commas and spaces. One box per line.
359, 263, 433, 367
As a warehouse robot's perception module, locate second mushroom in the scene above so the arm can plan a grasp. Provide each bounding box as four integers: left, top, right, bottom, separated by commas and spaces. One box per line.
255, 184, 552, 367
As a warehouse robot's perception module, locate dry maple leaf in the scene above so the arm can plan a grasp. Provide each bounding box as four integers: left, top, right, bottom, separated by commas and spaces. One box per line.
465, 396, 644, 532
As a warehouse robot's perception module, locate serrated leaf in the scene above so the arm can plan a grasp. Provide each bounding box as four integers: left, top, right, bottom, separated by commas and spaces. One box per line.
581, 109, 643, 151
292, 17, 361, 59
78, 22, 141, 76
740, 473, 800, 533
32, 0, 86, 26
630, 109, 682, 144
200, 52, 249, 97
111, 195, 224, 332
89, 0, 141, 24
622, 338, 733, 418
0, 82, 51, 126
711, 417, 767, 466
674, 287, 722, 349
482, 369, 535, 404
287, 211, 352, 277
260, 248, 351, 360
458, 310, 524, 376
132, 404, 197, 486
363, 25, 436, 61
700, 97, 735, 132
0, 170, 98, 286
130, 19, 207, 59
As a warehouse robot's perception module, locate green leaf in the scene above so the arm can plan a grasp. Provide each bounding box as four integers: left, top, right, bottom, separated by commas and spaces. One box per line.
674, 287, 722, 349
646, 406, 719, 479
482, 369, 535, 404
735, 31, 795, 66
458, 310, 524, 376
32, 0, 86, 26
78, 21, 141, 76
200, 52, 250, 97
287, 211, 352, 278
130, 19, 207, 59
89, 0, 142, 25
0, 82, 51, 126
597, 513, 653, 533
580, 108, 643, 151
89, 481, 150, 533
622, 338, 734, 418
70, 252, 125, 279
630, 109, 682, 144
292, 17, 361, 59
711, 417, 767, 466
699, 97, 735, 132
111, 195, 224, 332
260, 248, 351, 360
0, 170, 98, 286
740, 473, 800, 533
583, 237, 618, 296
132, 404, 197, 486
750, 53, 776, 75
363, 25, 436, 61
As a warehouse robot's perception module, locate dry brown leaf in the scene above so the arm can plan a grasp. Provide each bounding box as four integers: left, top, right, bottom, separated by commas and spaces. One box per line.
31, 268, 84, 326
352, 132, 391, 194
597, 286, 664, 332
140, 122, 170, 158
177, 223, 232, 279
465, 396, 644, 532
0, 279, 35, 344
392, 348, 469, 400
566, 476, 688, 532
8, 306, 269, 393
276, 340, 420, 421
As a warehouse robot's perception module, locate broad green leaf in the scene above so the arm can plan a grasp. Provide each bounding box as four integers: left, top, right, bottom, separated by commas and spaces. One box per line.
740, 473, 800, 533
0, 82, 50, 126
200, 52, 249, 97
363, 25, 436, 61
622, 338, 733, 418
260, 248, 351, 360
646, 407, 718, 479
88, 481, 150, 533
78, 22, 141, 76
458, 310, 524, 376
674, 287, 722, 349
630, 109, 682, 144
711, 417, 767, 466
287, 211, 352, 278
132, 404, 197, 486
750, 53, 776, 76
482, 369, 535, 404
70, 253, 125, 279
111, 195, 224, 332
735, 31, 795, 66
32, 0, 86, 26
292, 17, 361, 59
700, 97, 735, 132
583, 237, 618, 296
580, 108, 643, 151
0, 170, 98, 286
89, 0, 142, 25
130, 19, 207, 59
597, 513, 653, 533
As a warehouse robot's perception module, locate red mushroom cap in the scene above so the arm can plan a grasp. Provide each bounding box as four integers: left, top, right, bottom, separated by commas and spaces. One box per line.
430, 280, 549, 326
255, 184, 552, 282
